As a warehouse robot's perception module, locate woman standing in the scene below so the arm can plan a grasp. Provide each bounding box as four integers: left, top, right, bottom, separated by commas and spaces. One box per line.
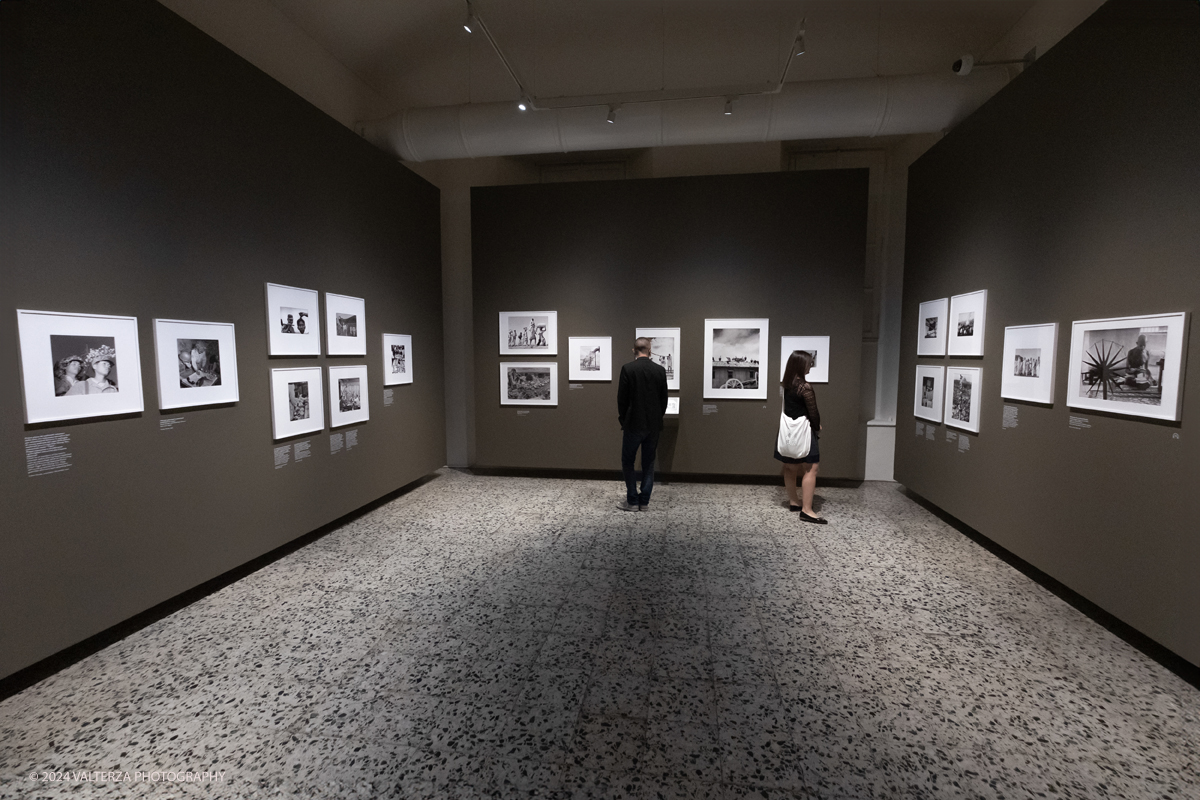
774, 350, 826, 523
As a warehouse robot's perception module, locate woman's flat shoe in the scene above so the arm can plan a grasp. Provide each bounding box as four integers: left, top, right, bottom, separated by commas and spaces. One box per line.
788, 504, 802, 512
798, 512, 827, 525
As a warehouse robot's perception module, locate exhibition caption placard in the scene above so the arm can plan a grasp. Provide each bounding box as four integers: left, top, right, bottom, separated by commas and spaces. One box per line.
26, 433, 72, 477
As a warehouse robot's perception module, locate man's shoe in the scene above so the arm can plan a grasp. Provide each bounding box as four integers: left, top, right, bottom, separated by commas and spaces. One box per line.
616, 501, 640, 512
638, 505, 649, 512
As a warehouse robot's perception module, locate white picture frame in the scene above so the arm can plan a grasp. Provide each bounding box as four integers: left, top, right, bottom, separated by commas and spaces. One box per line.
266, 282, 320, 356
153, 319, 240, 410
704, 318, 769, 400
948, 290, 988, 357
1000, 323, 1058, 404
914, 365, 945, 424
328, 365, 370, 427
325, 293, 366, 356
917, 298, 949, 357
382, 333, 413, 386
1066, 312, 1188, 422
501, 362, 558, 406
16, 309, 145, 424
499, 311, 558, 355
636, 327, 681, 392
270, 366, 324, 440
779, 335, 830, 383
568, 336, 612, 381
665, 397, 680, 416
944, 366, 983, 433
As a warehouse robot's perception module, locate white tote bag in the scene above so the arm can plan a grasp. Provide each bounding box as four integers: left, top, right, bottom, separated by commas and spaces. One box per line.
776, 411, 811, 459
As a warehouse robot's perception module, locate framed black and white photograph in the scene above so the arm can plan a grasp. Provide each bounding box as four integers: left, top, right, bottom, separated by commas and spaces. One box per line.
266, 282, 320, 356
948, 290, 988, 357
500, 362, 558, 406
568, 336, 612, 381
153, 318, 240, 410
665, 397, 680, 416
917, 298, 949, 357
325, 293, 366, 356
328, 365, 370, 427
944, 366, 983, 433
635, 327, 680, 392
270, 366, 324, 439
913, 365, 945, 424
1001, 323, 1058, 405
1067, 312, 1188, 421
779, 335, 830, 383
499, 311, 558, 355
704, 318, 769, 400
382, 333, 413, 386
16, 309, 145, 424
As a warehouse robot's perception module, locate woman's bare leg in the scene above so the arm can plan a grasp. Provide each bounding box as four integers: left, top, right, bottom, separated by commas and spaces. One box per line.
783, 463, 801, 508
800, 462, 819, 516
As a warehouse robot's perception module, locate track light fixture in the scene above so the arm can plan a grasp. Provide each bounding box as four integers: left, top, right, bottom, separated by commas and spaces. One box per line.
518, 96, 530, 111
953, 48, 1037, 76
724, 98, 733, 116
463, 2, 475, 33
606, 105, 617, 124
794, 19, 806, 56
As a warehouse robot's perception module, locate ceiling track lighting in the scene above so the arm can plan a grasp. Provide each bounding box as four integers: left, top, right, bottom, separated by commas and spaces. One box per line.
462, 5, 810, 121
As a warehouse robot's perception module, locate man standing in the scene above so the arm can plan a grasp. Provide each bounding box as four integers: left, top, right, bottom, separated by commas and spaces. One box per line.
617, 337, 669, 512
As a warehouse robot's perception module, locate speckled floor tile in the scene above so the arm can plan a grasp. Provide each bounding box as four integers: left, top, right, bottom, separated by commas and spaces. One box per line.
3, 470, 1197, 799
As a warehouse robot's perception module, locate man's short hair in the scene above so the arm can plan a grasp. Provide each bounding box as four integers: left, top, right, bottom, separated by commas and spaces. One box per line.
634, 337, 652, 355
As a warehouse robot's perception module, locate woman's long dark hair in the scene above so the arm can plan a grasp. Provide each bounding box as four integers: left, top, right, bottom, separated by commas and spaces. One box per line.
781, 350, 812, 392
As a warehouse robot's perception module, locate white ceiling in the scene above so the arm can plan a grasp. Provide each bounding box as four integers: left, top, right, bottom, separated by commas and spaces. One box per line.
161, 0, 1102, 136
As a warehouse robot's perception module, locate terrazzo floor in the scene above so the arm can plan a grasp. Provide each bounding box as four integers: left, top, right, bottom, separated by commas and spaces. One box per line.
2, 469, 1198, 799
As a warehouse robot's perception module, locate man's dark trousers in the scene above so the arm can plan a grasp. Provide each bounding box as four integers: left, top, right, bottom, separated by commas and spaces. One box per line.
622, 428, 660, 506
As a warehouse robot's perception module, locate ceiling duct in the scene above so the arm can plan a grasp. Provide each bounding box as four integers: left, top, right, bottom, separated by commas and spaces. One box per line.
358, 70, 1013, 162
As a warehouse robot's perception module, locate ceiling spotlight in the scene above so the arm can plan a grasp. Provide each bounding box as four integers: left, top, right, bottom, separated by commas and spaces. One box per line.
794, 18, 806, 56
517, 98, 528, 111
463, 2, 475, 33
724, 98, 733, 116
606, 105, 617, 124
952, 54, 974, 76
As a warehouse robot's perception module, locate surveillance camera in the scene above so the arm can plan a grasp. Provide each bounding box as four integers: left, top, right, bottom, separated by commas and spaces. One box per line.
952, 55, 974, 76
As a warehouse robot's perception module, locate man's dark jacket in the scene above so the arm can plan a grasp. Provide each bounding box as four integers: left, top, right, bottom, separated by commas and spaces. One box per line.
617, 356, 669, 431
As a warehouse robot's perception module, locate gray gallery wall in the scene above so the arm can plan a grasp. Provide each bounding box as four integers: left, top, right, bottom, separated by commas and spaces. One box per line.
0, 1, 445, 680
897, 0, 1200, 666
471, 170, 868, 478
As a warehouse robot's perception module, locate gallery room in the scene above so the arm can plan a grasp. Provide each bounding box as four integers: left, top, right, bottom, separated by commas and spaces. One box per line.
1, 0, 1197, 797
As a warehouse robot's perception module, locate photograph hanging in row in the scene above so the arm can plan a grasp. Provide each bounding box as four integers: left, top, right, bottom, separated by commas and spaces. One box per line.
567, 336, 612, 382
704, 318, 769, 400
779, 335, 830, 384
383, 333, 413, 386
635, 327, 680, 391
16, 309, 145, 424
499, 311, 558, 356
500, 362, 558, 406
